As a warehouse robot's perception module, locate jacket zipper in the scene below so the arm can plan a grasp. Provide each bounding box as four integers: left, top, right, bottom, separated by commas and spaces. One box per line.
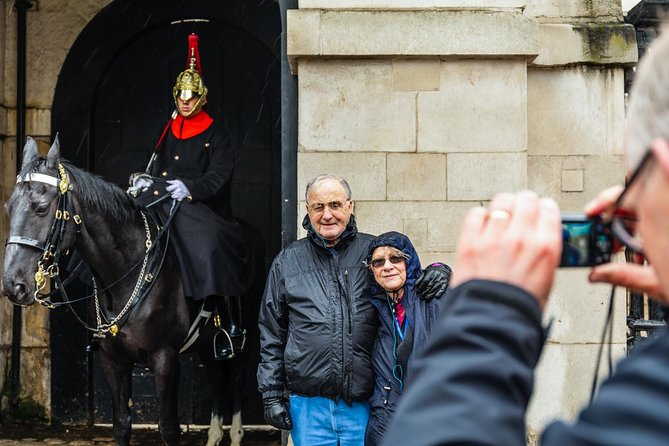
332, 252, 346, 398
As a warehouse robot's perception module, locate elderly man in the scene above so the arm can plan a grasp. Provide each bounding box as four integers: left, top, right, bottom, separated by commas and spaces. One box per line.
257, 174, 449, 445
382, 26, 669, 446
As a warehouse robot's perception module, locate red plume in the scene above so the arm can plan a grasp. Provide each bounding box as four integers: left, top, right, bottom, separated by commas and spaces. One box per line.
186, 33, 203, 74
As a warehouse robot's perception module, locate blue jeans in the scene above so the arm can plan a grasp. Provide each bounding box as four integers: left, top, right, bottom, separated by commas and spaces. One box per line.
289, 395, 370, 446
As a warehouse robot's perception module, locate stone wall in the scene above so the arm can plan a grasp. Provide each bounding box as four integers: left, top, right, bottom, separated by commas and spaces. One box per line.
0, 0, 111, 418
289, 0, 636, 441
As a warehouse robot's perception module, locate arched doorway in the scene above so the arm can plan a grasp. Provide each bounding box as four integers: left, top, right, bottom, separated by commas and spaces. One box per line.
50, 0, 281, 424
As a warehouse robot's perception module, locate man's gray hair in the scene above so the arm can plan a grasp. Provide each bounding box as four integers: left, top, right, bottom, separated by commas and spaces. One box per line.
626, 25, 669, 170
305, 174, 352, 201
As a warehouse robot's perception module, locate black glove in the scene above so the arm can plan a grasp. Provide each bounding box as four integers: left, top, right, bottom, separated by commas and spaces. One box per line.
416, 263, 452, 301
263, 396, 292, 430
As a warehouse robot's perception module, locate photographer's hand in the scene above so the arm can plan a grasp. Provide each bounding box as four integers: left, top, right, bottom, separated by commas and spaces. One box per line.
589, 263, 665, 300
583, 185, 624, 219
451, 191, 562, 310
584, 185, 666, 301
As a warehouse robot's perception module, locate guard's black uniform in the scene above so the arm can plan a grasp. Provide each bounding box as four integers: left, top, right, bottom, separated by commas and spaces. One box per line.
148, 112, 251, 300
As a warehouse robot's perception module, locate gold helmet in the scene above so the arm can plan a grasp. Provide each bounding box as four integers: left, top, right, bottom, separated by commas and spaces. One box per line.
173, 33, 208, 117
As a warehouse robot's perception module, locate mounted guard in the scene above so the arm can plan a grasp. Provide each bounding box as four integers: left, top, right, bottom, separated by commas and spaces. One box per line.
129, 33, 252, 360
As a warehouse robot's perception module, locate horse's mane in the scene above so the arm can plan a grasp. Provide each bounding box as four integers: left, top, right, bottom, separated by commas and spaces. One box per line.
19, 157, 141, 224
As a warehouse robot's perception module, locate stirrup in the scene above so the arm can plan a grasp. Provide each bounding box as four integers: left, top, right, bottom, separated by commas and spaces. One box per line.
214, 328, 246, 360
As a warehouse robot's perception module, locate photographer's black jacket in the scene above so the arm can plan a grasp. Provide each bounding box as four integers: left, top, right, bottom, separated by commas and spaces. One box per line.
383, 279, 669, 446
257, 215, 377, 404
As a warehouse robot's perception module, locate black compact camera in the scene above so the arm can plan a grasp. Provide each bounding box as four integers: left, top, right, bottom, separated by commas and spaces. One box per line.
560, 214, 613, 267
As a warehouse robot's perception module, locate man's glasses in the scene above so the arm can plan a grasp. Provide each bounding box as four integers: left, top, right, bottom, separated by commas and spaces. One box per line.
609, 149, 654, 255
308, 200, 348, 214
369, 255, 406, 269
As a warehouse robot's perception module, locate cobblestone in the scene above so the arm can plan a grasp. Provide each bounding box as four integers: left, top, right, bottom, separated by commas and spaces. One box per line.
0, 424, 282, 445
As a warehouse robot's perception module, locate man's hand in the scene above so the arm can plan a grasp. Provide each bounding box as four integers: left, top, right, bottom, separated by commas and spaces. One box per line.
166, 179, 191, 202
451, 191, 562, 310
263, 396, 292, 430
416, 263, 452, 301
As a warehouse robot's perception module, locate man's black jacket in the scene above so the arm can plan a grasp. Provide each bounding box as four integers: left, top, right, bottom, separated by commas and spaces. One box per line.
257, 215, 377, 404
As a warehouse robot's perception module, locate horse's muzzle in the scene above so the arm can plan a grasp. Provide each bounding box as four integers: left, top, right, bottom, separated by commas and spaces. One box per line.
2, 277, 34, 307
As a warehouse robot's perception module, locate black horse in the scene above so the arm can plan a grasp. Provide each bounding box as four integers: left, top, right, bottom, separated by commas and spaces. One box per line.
2, 136, 259, 446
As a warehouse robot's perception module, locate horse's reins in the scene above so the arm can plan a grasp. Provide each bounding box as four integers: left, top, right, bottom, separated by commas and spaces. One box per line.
7, 165, 177, 338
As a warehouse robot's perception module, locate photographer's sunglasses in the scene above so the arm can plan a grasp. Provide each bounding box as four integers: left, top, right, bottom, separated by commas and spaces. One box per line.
610, 149, 653, 255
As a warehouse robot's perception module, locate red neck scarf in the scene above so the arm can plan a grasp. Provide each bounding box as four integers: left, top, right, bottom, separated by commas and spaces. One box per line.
171, 110, 213, 140
395, 301, 406, 327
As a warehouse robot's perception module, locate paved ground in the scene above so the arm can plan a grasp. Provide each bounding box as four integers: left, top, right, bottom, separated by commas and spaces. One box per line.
0, 422, 283, 445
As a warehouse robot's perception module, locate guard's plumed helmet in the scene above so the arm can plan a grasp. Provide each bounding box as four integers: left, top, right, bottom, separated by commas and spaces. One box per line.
173, 33, 208, 116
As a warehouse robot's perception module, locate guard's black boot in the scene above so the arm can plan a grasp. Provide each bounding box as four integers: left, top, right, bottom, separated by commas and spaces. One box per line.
214, 296, 246, 360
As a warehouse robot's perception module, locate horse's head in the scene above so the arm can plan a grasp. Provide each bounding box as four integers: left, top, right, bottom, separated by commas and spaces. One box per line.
2, 136, 78, 306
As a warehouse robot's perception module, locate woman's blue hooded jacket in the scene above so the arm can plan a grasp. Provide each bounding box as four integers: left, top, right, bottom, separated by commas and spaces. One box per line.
365, 231, 447, 445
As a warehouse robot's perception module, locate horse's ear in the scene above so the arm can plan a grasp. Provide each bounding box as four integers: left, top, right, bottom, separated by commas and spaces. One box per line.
21, 136, 40, 169
45, 133, 61, 170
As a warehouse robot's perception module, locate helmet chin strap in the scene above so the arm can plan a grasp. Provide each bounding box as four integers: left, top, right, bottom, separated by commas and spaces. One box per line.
175, 94, 206, 118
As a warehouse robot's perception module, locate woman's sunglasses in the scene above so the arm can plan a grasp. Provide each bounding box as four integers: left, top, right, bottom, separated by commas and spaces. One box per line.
369, 255, 406, 269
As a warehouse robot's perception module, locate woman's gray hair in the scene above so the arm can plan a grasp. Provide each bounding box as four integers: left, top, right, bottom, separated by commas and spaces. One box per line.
305, 174, 352, 201
626, 25, 669, 171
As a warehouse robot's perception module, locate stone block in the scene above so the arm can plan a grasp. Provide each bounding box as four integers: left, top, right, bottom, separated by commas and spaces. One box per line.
3, 1, 102, 106
527, 343, 626, 432
561, 169, 584, 192
298, 152, 387, 201
298, 60, 417, 152
448, 152, 527, 201
6, 108, 51, 138
392, 59, 440, 91
419, 251, 457, 270
528, 155, 624, 211
528, 67, 625, 156
387, 153, 446, 200
0, 105, 6, 137
524, 0, 623, 21
19, 346, 51, 417
402, 217, 428, 252
354, 200, 472, 252
287, 9, 320, 58
0, 4, 5, 104
22, 305, 50, 348
288, 10, 538, 64
418, 60, 527, 153
533, 24, 637, 67
546, 269, 627, 344
299, 0, 526, 9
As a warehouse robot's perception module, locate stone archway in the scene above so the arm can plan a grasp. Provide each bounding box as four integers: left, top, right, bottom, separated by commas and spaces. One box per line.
50, 0, 281, 424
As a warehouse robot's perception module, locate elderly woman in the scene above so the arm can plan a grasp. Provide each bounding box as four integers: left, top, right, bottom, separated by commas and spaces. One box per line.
364, 231, 450, 446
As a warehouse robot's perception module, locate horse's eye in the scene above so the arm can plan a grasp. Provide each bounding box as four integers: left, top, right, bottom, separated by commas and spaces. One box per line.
35, 204, 49, 216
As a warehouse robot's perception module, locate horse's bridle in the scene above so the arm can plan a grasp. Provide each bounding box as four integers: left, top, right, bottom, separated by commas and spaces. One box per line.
6, 164, 82, 307
7, 165, 176, 339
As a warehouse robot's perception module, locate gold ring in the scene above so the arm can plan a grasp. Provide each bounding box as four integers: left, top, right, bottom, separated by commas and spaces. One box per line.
489, 209, 511, 220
